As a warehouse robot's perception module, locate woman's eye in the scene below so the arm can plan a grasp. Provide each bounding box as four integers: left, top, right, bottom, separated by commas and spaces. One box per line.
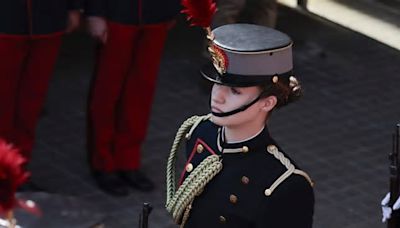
231, 88, 241, 95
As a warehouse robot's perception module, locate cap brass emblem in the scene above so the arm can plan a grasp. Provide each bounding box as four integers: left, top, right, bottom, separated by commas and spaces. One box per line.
209, 44, 228, 75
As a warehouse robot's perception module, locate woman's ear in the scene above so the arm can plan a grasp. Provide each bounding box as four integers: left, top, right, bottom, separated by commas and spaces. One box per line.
260, 96, 277, 112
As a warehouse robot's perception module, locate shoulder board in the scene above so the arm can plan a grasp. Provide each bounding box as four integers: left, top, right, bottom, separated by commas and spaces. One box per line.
183, 114, 212, 140
264, 145, 314, 197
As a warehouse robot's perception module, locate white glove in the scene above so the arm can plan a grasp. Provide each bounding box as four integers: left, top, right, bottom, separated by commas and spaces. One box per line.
86, 16, 108, 44
381, 192, 400, 223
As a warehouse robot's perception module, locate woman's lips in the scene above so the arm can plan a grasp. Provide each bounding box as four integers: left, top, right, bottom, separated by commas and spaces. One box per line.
211, 106, 223, 113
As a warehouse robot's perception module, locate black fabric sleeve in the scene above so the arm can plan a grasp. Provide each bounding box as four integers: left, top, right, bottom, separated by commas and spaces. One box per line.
255, 174, 315, 228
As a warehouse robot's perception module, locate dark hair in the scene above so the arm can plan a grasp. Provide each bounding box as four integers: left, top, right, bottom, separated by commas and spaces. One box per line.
258, 75, 302, 109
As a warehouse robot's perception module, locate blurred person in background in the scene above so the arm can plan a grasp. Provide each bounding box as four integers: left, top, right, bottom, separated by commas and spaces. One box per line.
212, 0, 278, 28
0, 0, 81, 166
85, 0, 180, 196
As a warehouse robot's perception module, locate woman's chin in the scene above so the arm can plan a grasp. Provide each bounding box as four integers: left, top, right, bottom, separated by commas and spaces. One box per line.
210, 115, 222, 125
211, 115, 231, 127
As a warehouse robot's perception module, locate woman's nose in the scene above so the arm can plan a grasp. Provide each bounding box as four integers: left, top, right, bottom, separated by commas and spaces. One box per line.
211, 84, 226, 104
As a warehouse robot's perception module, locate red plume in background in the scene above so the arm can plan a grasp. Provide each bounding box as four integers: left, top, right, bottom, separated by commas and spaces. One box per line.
0, 139, 30, 215
181, 0, 217, 28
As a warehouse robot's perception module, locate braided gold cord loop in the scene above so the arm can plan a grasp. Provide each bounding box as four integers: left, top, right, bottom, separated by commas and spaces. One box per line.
265, 145, 295, 196
175, 161, 222, 224
264, 145, 313, 196
180, 202, 193, 228
168, 154, 218, 212
165, 114, 221, 226
169, 155, 222, 223
166, 115, 200, 207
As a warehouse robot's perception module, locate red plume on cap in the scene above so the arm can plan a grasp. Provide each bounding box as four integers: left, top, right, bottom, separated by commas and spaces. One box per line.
0, 139, 30, 214
181, 0, 217, 28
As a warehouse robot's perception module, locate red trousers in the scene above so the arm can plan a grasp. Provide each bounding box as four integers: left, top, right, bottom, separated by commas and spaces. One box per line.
89, 22, 169, 172
0, 34, 62, 159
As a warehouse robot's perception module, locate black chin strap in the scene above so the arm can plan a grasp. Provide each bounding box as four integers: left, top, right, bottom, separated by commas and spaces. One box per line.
211, 95, 261, 117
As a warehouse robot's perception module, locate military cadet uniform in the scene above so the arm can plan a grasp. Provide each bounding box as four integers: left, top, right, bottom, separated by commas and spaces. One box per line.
0, 0, 81, 159
166, 23, 314, 227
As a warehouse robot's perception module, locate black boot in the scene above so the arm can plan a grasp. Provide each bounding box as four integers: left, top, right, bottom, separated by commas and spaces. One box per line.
93, 171, 130, 197
119, 170, 155, 192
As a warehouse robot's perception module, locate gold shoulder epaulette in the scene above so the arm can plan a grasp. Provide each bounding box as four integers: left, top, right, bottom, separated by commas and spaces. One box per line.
263, 145, 314, 197
184, 114, 212, 140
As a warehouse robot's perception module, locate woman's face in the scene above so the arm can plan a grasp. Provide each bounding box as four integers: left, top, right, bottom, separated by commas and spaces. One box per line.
210, 84, 270, 128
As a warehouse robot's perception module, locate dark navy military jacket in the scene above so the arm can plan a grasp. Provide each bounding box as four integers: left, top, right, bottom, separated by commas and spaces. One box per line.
180, 119, 314, 228
0, 0, 81, 35
84, 0, 181, 25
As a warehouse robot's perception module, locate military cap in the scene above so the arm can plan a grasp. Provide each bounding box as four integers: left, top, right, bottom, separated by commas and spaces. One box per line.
201, 23, 294, 87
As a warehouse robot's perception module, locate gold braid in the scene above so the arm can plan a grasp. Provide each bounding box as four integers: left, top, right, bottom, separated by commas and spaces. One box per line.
165, 114, 223, 227
166, 115, 201, 206
263, 145, 313, 196
171, 155, 222, 223
180, 202, 193, 228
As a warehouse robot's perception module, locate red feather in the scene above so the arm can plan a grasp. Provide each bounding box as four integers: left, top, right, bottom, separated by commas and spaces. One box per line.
181, 0, 217, 28
0, 138, 30, 215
